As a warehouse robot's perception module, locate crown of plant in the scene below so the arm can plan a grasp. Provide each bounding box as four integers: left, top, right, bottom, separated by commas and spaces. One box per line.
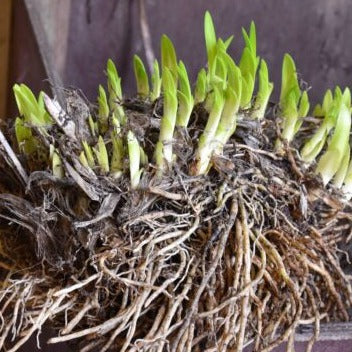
12, 11, 352, 198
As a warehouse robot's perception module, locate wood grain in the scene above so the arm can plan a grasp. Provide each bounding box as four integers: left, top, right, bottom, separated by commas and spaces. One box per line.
0, 0, 12, 120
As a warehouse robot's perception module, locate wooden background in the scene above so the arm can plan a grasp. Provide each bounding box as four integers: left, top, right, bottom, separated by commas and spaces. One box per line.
3, 0, 352, 119
0, 0, 352, 351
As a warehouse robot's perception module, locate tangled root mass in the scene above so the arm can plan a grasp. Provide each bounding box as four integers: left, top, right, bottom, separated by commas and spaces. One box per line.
0, 96, 351, 352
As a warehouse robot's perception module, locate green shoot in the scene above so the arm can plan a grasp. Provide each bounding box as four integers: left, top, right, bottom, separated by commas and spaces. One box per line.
314, 89, 333, 116
316, 104, 351, 186
279, 54, 300, 111
97, 85, 109, 134
342, 159, 352, 198
150, 60, 161, 102
13, 84, 52, 126
252, 59, 274, 119
94, 136, 110, 174
176, 61, 194, 127
15, 117, 37, 155
276, 54, 309, 151
50, 145, 64, 178
79, 151, 90, 169
239, 22, 259, 109
333, 143, 350, 188
204, 11, 217, 79
133, 55, 150, 99
127, 131, 143, 189
82, 141, 95, 168
107, 59, 125, 125
161, 35, 178, 81
214, 53, 242, 150
110, 131, 124, 177
193, 86, 225, 175
88, 115, 98, 137
155, 68, 178, 169
301, 88, 346, 163
194, 68, 207, 104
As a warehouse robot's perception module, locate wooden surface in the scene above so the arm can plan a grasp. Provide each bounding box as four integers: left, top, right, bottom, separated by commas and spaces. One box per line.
0, 0, 12, 120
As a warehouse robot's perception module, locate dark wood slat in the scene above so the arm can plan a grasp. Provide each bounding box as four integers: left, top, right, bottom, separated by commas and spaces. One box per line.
0, 0, 12, 120
23, 0, 65, 104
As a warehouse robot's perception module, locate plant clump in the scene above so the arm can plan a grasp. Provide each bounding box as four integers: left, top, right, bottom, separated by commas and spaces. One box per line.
0, 11, 351, 352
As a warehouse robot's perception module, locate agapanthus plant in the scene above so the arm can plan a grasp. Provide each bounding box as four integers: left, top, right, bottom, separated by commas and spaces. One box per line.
0, 11, 351, 352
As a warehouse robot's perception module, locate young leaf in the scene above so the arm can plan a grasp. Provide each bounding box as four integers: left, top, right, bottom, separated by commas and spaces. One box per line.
204, 11, 217, 74
252, 59, 274, 119
150, 60, 161, 102
155, 68, 178, 168
316, 104, 351, 185
133, 55, 150, 99
193, 86, 225, 175
50, 146, 64, 178
127, 131, 143, 189
161, 35, 178, 81
107, 59, 122, 100
79, 151, 90, 168
333, 143, 350, 188
106, 59, 125, 125
239, 47, 257, 108
97, 85, 109, 133
280, 54, 300, 112
94, 136, 110, 174
194, 68, 207, 104
110, 131, 124, 175
15, 117, 37, 155
176, 61, 194, 127
82, 141, 95, 168
214, 53, 242, 149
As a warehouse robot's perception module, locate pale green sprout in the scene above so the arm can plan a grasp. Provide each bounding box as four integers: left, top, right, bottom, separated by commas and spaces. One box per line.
279, 54, 300, 110
15, 117, 37, 155
161, 34, 178, 81
13, 85, 52, 156
333, 143, 350, 188
204, 11, 217, 81
252, 59, 274, 119
82, 141, 95, 168
94, 136, 110, 174
214, 52, 242, 151
194, 69, 207, 104
342, 158, 352, 198
79, 151, 90, 169
193, 86, 225, 175
140, 146, 148, 166
88, 115, 97, 137
13, 84, 51, 126
301, 88, 348, 164
276, 54, 310, 151
49, 145, 64, 178
312, 89, 333, 116
239, 21, 259, 109
110, 131, 124, 178
176, 61, 194, 127
107, 59, 125, 125
97, 85, 109, 134
133, 55, 150, 99
155, 68, 178, 169
127, 131, 143, 189
204, 50, 228, 112
316, 104, 351, 186
150, 60, 161, 102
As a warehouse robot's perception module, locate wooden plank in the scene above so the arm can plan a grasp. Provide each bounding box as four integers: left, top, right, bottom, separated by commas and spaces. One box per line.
23, 0, 71, 104
0, 0, 12, 120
